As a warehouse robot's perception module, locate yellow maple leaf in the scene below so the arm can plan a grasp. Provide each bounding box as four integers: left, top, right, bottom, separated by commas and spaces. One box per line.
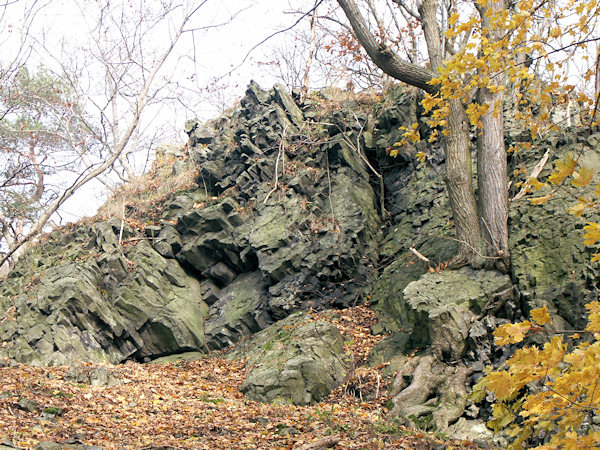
530, 306, 552, 326
530, 195, 552, 205
421, 93, 440, 113
584, 223, 600, 246
568, 200, 588, 217
448, 12, 460, 26
572, 166, 594, 187
489, 402, 516, 432
527, 177, 546, 191
485, 370, 514, 401
548, 154, 577, 184
494, 321, 532, 345
585, 301, 600, 332
415, 152, 427, 163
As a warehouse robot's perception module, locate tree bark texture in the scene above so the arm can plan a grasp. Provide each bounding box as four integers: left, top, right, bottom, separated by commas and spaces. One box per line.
477, 0, 510, 270
446, 98, 482, 263
418, 0, 443, 70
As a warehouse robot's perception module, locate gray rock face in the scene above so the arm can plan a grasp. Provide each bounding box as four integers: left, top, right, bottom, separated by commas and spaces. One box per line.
232, 313, 348, 405
175, 82, 381, 314
0, 82, 382, 371
510, 132, 600, 330
403, 267, 512, 360
368, 136, 458, 335
0, 220, 208, 366
204, 271, 272, 350
185, 119, 215, 146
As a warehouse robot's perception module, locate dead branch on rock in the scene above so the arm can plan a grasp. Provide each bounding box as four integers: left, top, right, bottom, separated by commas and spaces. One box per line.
409, 246, 431, 271
512, 149, 550, 201
264, 126, 288, 204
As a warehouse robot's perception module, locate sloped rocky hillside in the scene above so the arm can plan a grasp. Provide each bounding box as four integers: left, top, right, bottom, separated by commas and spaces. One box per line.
1, 81, 599, 440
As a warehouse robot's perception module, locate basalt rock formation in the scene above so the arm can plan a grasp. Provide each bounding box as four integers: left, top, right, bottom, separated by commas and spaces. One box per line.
0, 82, 382, 375
1, 81, 599, 440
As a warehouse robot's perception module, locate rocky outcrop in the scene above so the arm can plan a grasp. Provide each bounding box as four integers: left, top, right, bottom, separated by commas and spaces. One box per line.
510, 130, 600, 330
230, 312, 348, 405
0, 220, 208, 365
0, 82, 382, 368
364, 94, 600, 437
1, 80, 598, 444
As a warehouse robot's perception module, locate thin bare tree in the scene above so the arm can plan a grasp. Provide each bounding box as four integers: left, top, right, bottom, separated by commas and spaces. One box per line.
0, 1, 210, 267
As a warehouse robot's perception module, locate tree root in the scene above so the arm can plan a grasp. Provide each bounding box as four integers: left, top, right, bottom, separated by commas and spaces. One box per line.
388, 354, 472, 432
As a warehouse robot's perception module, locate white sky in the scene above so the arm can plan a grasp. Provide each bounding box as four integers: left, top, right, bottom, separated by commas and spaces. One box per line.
2, 0, 316, 223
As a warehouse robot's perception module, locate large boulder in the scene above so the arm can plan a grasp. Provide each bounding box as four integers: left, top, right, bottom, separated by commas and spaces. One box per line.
403, 267, 512, 361
232, 312, 348, 405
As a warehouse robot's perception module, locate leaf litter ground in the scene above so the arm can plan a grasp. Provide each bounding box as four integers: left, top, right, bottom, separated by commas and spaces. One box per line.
0, 307, 484, 449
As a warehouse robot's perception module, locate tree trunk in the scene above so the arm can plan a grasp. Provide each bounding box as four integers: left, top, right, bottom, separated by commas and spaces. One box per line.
301, 1, 319, 101
418, 0, 443, 69
337, 0, 501, 266
418, 0, 482, 264
337, 0, 437, 94
446, 99, 482, 265
477, 0, 510, 271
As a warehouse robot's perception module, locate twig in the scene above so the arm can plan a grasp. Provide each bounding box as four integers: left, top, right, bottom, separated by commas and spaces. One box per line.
216, 0, 324, 81
512, 149, 550, 201
122, 236, 166, 244
350, 113, 385, 217
118, 197, 125, 246
409, 246, 430, 269
264, 126, 288, 204
326, 149, 335, 218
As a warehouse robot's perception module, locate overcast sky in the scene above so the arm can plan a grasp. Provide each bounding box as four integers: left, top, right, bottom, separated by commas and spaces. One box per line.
2, 0, 318, 222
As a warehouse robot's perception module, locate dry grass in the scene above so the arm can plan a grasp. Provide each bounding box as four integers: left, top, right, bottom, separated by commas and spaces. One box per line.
307, 87, 380, 116
97, 153, 201, 226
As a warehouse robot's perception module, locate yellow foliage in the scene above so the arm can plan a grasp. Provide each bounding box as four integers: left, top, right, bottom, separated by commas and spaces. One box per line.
530, 306, 552, 326
493, 320, 533, 345
527, 177, 546, 191
568, 200, 588, 217
529, 194, 551, 205
584, 222, 600, 246
585, 301, 600, 332
476, 304, 600, 448
415, 151, 427, 163
548, 154, 577, 185
485, 371, 514, 401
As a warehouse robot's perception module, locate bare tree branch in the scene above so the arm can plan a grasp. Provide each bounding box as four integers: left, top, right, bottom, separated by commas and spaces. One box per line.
337, 0, 436, 93
0, 3, 203, 267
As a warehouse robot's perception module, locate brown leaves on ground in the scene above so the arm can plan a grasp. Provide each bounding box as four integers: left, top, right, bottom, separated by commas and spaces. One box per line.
0, 307, 482, 449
